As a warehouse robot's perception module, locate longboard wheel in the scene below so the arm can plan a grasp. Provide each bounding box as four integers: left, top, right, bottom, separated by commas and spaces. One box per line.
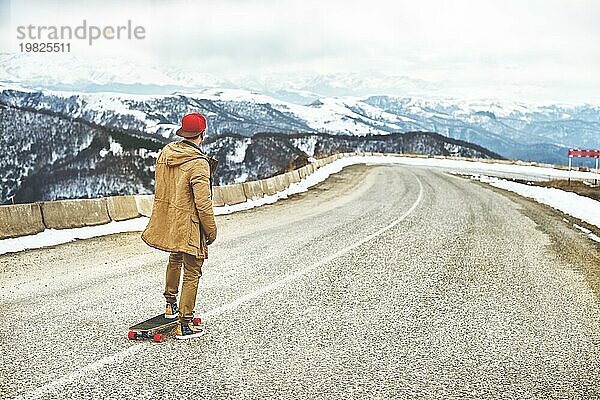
193, 317, 202, 326
153, 333, 165, 343
127, 331, 137, 340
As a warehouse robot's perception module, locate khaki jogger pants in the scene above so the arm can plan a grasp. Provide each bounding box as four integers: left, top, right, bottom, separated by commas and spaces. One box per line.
164, 252, 203, 324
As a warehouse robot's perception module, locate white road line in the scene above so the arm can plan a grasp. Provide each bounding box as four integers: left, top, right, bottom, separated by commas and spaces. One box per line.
12, 344, 145, 400
205, 173, 424, 318
13, 173, 424, 400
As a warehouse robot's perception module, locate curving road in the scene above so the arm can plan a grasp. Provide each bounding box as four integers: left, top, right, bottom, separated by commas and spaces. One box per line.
1, 164, 600, 399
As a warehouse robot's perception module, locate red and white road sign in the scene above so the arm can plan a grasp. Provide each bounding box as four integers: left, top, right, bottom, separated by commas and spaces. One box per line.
568, 148, 600, 158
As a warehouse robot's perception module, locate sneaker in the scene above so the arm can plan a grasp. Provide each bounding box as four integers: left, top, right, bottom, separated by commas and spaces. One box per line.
165, 302, 179, 319
190, 319, 203, 331
175, 322, 206, 340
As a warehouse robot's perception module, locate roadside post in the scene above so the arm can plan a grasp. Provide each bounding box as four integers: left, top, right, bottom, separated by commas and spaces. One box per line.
568, 150, 572, 184
568, 148, 600, 185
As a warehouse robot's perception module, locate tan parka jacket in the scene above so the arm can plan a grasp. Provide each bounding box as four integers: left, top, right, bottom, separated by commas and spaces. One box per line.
141, 140, 218, 259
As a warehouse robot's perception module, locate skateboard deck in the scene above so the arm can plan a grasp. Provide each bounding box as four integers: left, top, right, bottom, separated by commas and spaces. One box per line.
127, 313, 202, 343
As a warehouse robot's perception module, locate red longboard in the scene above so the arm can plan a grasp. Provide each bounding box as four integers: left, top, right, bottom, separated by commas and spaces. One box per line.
128, 314, 202, 343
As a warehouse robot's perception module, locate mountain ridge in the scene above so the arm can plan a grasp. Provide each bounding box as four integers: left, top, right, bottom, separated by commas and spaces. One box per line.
2, 84, 598, 164
0, 96, 499, 204
1, 83, 598, 204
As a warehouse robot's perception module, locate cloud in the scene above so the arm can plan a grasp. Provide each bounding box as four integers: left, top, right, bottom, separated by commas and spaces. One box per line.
1, 0, 600, 102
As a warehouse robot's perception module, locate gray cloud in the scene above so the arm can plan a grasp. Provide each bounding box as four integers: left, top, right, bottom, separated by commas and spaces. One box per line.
1, 0, 600, 102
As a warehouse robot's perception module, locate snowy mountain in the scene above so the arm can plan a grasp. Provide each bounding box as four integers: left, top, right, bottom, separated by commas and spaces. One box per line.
1, 83, 599, 203
2, 84, 598, 160
2, 54, 597, 163
0, 54, 434, 101
0, 53, 235, 94
232, 71, 436, 102
0, 85, 500, 204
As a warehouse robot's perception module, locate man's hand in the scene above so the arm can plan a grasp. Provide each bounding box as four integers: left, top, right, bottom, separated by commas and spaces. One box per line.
201, 226, 216, 245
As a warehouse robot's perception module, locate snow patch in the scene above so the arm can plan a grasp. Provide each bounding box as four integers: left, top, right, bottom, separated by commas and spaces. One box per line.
0, 218, 149, 255
213, 158, 355, 215
110, 141, 123, 155
233, 173, 249, 183
475, 175, 600, 230
99, 139, 124, 157
227, 138, 250, 164
573, 224, 592, 235
292, 137, 318, 157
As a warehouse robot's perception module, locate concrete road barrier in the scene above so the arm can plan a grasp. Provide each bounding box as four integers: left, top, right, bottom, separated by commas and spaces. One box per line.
212, 187, 225, 207
297, 166, 309, 179
134, 195, 154, 217
274, 174, 288, 192
242, 181, 265, 201
292, 169, 302, 182
41, 198, 110, 229
219, 184, 247, 205
285, 170, 301, 184
260, 177, 278, 196
0, 203, 45, 239
107, 195, 140, 221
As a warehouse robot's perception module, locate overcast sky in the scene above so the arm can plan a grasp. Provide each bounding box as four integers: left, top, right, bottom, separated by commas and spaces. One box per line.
1, 0, 599, 102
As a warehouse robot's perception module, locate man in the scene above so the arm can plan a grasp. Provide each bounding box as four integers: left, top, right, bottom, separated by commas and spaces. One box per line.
142, 112, 218, 340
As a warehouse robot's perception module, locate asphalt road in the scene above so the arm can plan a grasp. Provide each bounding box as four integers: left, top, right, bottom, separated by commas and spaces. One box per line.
1, 165, 600, 399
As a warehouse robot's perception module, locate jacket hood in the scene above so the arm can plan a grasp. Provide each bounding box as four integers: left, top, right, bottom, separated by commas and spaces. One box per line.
161, 141, 205, 167
159, 141, 219, 176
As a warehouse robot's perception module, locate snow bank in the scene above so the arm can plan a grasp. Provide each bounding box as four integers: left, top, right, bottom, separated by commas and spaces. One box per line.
214, 156, 356, 215
474, 175, 600, 232
0, 218, 149, 255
